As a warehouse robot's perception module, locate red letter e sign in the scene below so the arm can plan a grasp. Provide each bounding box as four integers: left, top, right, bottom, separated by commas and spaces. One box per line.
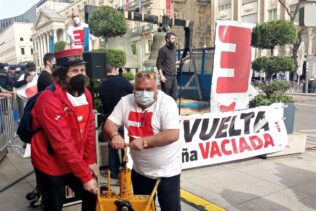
217, 26, 252, 93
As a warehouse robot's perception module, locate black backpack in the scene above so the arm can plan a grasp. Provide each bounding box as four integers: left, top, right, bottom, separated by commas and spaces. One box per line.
17, 85, 54, 143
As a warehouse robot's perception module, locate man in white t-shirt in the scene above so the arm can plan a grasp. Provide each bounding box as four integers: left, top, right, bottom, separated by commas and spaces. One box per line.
65, 9, 95, 51
104, 71, 181, 211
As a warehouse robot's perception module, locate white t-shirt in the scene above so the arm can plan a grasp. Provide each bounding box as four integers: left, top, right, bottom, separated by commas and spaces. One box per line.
66, 22, 94, 51
66, 93, 89, 134
108, 90, 181, 179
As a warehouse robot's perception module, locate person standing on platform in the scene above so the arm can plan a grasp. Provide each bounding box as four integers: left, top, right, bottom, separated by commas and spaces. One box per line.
156, 32, 179, 101
65, 9, 95, 51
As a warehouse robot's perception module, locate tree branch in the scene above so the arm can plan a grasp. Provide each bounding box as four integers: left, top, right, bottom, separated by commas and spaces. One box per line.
292, 0, 306, 22
277, 0, 307, 22
278, 0, 292, 19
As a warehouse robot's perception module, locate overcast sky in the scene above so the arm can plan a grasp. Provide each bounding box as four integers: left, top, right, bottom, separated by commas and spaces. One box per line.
0, 0, 40, 19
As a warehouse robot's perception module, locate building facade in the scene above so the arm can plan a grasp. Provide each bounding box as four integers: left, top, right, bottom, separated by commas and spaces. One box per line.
0, 5, 37, 32
0, 22, 34, 64
215, 0, 316, 55
172, 0, 214, 48
33, 0, 104, 67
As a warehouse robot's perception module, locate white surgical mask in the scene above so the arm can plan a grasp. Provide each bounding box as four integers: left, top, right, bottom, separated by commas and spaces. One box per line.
73, 17, 81, 25
134, 91, 155, 106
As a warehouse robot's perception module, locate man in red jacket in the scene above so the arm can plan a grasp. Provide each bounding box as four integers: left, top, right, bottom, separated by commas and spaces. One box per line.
31, 49, 97, 211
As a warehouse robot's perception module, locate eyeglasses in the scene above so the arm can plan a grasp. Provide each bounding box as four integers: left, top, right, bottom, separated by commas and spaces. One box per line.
136, 71, 156, 80
72, 15, 79, 18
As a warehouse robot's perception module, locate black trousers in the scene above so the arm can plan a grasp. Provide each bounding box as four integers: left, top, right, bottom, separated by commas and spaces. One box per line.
161, 75, 178, 101
35, 169, 96, 211
131, 169, 181, 211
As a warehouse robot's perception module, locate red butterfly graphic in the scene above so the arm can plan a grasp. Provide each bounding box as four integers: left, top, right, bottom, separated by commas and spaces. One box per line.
219, 102, 236, 112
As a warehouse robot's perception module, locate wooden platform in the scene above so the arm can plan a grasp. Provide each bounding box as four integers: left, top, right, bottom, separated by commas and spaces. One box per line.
178, 98, 210, 116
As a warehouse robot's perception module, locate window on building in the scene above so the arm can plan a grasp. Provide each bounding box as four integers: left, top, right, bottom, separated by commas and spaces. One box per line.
268, 9, 277, 21
145, 39, 152, 54
30, 38, 32, 41
218, 0, 231, 12
21, 48, 25, 55
219, 4, 231, 11
31, 48, 33, 54
241, 14, 257, 24
174, 10, 183, 19
20, 37, 23, 41
242, 0, 257, 5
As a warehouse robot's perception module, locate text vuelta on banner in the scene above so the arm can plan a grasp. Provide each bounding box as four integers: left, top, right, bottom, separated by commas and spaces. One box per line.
179, 103, 288, 169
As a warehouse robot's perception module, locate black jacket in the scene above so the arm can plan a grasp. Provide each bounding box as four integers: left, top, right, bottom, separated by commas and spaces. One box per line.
156, 44, 177, 76
99, 75, 133, 116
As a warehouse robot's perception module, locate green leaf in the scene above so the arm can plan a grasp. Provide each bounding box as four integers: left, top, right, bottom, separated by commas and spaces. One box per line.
122, 72, 135, 80
89, 6, 127, 39
252, 56, 295, 74
251, 20, 297, 49
54, 41, 66, 52
93, 48, 126, 68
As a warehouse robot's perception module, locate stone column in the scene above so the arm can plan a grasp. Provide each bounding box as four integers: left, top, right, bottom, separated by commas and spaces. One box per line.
36, 38, 40, 66
47, 31, 52, 53
232, 0, 241, 21
54, 29, 58, 42
38, 36, 42, 67
44, 33, 48, 55
41, 34, 45, 66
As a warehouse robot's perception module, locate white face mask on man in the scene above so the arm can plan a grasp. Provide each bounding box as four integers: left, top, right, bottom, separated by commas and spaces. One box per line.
134, 91, 155, 106
73, 17, 81, 25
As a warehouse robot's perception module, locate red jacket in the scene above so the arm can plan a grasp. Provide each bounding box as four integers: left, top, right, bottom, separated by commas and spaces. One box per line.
31, 83, 96, 184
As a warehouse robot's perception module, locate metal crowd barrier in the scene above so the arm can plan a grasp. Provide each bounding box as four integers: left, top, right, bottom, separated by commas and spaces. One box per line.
0, 96, 20, 158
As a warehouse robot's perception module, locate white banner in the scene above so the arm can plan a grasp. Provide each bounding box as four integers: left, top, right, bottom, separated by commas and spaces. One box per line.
211, 21, 256, 112
180, 103, 287, 169
15, 73, 39, 100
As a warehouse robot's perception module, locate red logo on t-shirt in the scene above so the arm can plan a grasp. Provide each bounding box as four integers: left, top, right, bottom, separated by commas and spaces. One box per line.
73, 29, 84, 46
25, 86, 38, 99
73, 104, 89, 133
128, 111, 154, 142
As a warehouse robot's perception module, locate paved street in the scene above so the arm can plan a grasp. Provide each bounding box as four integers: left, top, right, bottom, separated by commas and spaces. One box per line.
1, 95, 316, 211
291, 95, 316, 153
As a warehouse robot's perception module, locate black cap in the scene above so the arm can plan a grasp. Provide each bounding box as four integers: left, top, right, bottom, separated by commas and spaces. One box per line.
54, 49, 86, 67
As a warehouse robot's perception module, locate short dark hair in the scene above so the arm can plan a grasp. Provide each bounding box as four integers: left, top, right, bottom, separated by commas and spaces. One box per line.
43, 53, 55, 66
165, 32, 176, 41
25, 62, 36, 71
105, 63, 115, 75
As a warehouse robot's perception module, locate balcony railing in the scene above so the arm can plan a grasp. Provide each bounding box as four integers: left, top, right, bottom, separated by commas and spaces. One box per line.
131, 23, 154, 36
127, 0, 153, 11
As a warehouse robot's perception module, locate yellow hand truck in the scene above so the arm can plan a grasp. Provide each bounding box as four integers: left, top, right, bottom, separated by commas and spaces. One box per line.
95, 112, 159, 211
